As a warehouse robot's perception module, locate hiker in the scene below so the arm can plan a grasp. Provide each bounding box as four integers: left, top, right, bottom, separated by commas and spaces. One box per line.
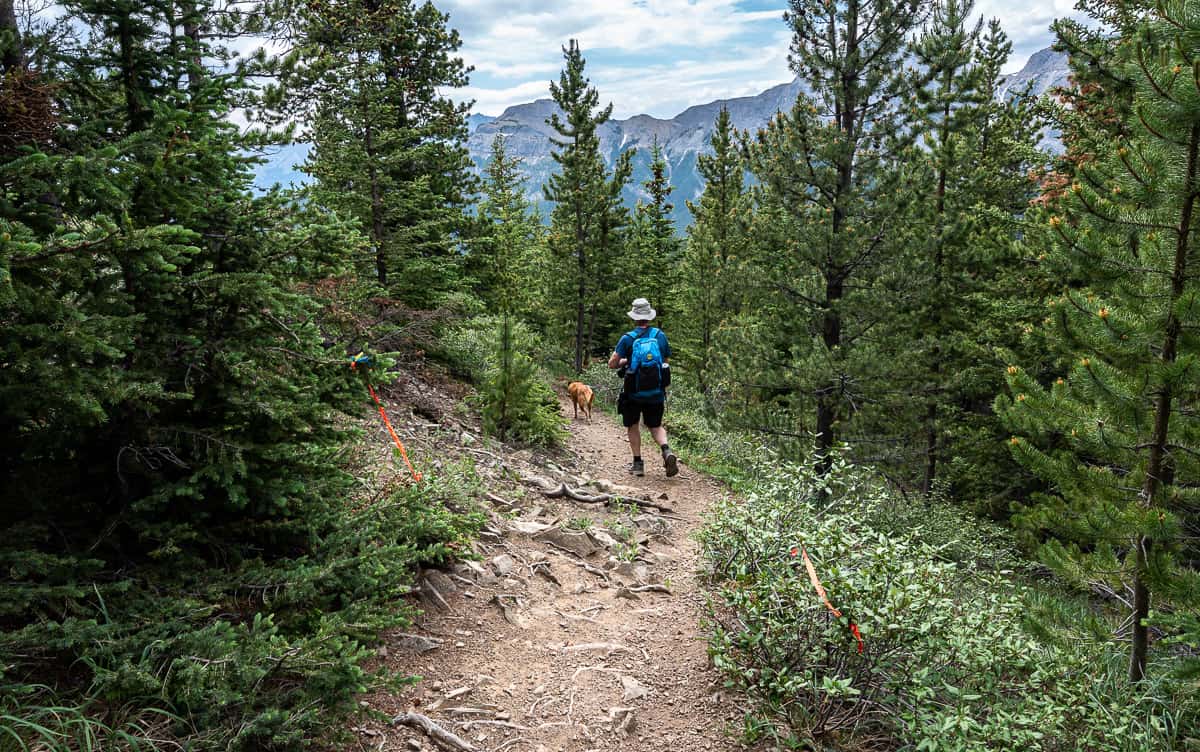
608, 298, 678, 478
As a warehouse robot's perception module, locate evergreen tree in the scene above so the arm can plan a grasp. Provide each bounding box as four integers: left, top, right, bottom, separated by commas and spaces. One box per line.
905, 0, 986, 494
585, 146, 634, 363
0, 2, 391, 742
1000, 0, 1200, 682
476, 140, 560, 443
743, 0, 925, 475
544, 40, 630, 373
679, 107, 750, 401
274, 0, 474, 306
469, 135, 544, 313
629, 139, 679, 318
895, 6, 1048, 496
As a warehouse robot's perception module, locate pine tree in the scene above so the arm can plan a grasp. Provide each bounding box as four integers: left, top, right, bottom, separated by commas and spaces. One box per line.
905, 0, 986, 494
585, 147, 634, 363
679, 107, 750, 401
0, 1, 372, 740
469, 136, 544, 313
743, 0, 925, 475
473, 136, 561, 444
544, 40, 630, 373
629, 139, 679, 318
893, 5, 1049, 496
1000, 0, 1200, 682
274, 0, 474, 306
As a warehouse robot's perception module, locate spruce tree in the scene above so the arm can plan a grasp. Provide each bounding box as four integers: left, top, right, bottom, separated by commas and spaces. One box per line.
476, 140, 559, 443
469, 136, 543, 313
892, 5, 1049, 496
629, 139, 679, 318
743, 0, 925, 475
679, 107, 750, 401
1000, 0, 1200, 682
274, 0, 474, 306
0, 1, 372, 741
544, 40, 630, 373
905, 0, 985, 494
585, 147, 634, 361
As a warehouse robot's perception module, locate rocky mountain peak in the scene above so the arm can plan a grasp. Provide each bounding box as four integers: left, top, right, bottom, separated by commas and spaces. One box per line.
254, 47, 1071, 227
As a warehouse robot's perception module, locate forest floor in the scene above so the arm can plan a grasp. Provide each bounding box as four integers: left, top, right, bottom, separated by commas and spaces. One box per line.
348, 371, 752, 752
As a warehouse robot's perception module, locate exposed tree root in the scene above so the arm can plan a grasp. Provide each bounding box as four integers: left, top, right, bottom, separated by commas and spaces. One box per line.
521, 477, 675, 514
391, 712, 481, 752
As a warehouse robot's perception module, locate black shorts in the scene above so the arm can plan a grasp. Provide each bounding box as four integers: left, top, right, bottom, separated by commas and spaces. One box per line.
619, 397, 664, 429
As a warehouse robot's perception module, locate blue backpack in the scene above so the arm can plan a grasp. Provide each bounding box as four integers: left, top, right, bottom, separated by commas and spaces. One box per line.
627, 328, 665, 400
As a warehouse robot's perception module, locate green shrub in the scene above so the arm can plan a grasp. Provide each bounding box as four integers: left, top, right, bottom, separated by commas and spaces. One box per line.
440, 315, 565, 446
700, 453, 1191, 751
0, 462, 483, 751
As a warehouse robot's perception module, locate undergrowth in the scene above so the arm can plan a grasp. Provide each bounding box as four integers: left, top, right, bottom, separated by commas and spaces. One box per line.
670, 387, 1196, 750
0, 459, 483, 751
438, 314, 565, 446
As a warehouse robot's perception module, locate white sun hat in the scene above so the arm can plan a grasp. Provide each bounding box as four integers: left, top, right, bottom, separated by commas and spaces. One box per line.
626, 298, 657, 321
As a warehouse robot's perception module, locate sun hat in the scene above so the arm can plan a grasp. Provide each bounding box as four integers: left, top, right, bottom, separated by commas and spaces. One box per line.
626, 298, 657, 321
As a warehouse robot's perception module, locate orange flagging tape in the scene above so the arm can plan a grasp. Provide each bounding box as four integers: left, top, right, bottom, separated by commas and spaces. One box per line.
351, 359, 422, 482
366, 382, 422, 482
792, 544, 865, 654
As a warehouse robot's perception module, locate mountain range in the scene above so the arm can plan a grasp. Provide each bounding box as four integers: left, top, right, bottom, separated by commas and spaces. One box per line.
252, 46, 1071, 228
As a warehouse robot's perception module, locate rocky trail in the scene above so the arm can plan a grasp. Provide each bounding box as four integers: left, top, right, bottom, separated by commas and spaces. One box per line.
353, 388, 749, 752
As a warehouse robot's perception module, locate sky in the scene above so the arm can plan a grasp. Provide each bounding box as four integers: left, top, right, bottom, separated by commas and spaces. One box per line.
439, 0, 1087, 120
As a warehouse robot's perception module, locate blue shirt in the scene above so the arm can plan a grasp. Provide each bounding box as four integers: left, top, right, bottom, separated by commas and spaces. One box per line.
615, 327, 671, 361
616, 327, 671, 403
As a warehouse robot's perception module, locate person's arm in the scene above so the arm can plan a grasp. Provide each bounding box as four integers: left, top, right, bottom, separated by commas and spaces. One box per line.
609, 334, 630, 369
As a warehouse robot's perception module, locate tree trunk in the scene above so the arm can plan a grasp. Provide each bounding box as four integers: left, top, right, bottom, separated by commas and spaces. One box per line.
573, 200, 586, 373
0, 0, 21, 73
815, 275, 843, 477
1131, 121, 1200, 682
360, 73, 387, 286
117, 11, 146, 134
924, 101, 951, 496
814, 0, 857, 479
180, 1, 203, 93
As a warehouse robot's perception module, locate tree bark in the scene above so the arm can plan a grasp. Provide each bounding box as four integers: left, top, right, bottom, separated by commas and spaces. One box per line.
816, 0, 857, 479
1131, 121, 1200, 682
924, 95, 952, 496
574, 199, 586, 374
358, 53, 388, 286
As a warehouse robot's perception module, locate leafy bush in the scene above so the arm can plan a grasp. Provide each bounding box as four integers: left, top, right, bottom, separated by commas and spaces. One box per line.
700, 453, 1193, 751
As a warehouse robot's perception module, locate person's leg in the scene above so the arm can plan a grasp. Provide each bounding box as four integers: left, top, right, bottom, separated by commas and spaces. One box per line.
621, 400, 645, 476
648, 426, 667, 447
642, 404, 678, 477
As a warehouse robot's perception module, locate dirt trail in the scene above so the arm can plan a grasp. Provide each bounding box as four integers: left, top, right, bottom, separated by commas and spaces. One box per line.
362, 396, 747, 752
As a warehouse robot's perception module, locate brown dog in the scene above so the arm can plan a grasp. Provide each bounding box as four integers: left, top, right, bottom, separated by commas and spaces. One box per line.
567, 381, 594, 422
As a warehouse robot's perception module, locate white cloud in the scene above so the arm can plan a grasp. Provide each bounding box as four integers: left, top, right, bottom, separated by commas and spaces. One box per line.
972, 0, 1091, 71
448, 1, 1079, 118
446, 1, 791, 117
445, 0, 786, 75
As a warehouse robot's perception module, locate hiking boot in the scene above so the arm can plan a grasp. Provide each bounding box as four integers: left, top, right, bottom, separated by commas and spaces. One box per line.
663, 451, 679, 478
628, 458, 645, 477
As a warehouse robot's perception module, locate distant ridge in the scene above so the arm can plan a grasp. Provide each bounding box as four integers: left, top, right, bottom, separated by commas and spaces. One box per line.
254, 48, 1070, 226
